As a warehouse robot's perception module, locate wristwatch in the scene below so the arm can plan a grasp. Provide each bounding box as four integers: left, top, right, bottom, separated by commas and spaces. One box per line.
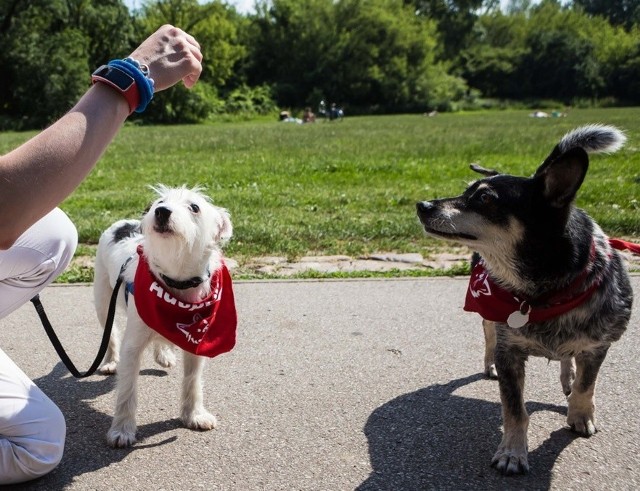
91, 65, 140, 114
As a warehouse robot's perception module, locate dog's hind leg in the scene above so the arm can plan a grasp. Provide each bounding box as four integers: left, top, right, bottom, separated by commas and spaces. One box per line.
153, 341, 177, 369
181, 353, 217, 431
483, 320, 498, 378
491, 339, 530, 475
107, 320, 152, 448
566, 347, 608, 436
560, 357, 576, 396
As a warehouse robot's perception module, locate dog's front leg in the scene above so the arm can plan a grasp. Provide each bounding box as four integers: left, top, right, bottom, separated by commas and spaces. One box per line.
560, 357, 576, 396
181, 353, 217, 431
483, 320, 498, 378
566, 347, 608, 436
107, 319, 151, 447
491, 339, 529, 475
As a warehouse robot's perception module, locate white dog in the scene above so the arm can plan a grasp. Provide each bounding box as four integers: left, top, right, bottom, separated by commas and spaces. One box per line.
93, 185, 236, 448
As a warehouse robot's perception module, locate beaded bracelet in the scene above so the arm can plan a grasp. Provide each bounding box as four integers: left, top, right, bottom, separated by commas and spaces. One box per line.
107, 58, 155, 113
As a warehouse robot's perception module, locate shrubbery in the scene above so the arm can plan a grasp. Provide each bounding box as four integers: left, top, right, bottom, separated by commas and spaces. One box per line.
1, 0, 640, 129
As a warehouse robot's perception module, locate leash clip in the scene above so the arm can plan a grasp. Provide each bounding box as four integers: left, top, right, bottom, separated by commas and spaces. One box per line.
119, 253, 136, 278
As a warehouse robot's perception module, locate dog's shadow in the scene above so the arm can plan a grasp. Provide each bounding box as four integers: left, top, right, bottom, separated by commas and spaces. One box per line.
9, 363, 182, 489
357, 373, 579, 490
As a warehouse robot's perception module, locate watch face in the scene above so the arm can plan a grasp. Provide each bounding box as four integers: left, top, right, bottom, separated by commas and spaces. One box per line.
94, 66, 135, 91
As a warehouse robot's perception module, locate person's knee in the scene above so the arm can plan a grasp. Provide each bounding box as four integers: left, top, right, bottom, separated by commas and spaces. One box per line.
49, 208, 78, 271
45, 403, 66, 467
27, 209, 78, 287
25, 406, 66, 480
0, 402, 66, 484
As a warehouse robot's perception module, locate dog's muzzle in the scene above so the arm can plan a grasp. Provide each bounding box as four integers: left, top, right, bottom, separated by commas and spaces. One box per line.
416, 201, 477, 241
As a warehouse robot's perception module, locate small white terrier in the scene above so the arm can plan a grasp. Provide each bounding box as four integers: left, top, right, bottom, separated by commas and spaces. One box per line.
93, 185, 236, 448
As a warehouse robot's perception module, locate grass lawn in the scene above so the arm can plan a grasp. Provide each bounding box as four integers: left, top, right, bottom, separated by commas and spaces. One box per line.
2, 107, 638, 281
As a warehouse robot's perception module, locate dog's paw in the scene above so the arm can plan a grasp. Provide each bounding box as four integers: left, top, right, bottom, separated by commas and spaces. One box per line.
107, 426, 137, 448
567, 411, 597, 436
491, 446, 529, 475
567, 393, 597, 436
154, 345, 177, 369
182, 410, 217, 431
99, 362, 118, 375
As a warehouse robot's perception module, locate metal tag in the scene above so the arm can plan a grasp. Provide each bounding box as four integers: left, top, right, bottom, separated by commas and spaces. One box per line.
507, 301, 531, 328
507, 310, 529, 328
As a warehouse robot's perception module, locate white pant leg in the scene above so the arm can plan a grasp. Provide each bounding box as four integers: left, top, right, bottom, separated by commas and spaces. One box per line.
0, 207, 78, 319
0, 348, 66, 484
0, 208, 77, 483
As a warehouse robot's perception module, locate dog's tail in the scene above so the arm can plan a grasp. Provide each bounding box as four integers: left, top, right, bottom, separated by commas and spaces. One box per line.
558, 124, 626, 154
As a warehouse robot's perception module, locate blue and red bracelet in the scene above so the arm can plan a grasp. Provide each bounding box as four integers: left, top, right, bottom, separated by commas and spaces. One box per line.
107, 58, 155, 113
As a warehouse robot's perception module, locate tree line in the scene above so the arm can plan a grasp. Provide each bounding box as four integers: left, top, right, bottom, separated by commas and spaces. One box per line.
1, 0, 639, 129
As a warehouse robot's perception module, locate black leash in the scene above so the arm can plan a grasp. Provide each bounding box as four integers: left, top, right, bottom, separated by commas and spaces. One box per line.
30, 267, 128, 378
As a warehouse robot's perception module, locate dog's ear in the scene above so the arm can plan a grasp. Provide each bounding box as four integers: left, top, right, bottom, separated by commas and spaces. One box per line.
216, 208, 233, 243
469, 163, 499, 177
534, 147, 589, 208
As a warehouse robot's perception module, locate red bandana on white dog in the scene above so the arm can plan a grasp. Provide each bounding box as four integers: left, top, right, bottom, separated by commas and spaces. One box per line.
132, 247, 237, 357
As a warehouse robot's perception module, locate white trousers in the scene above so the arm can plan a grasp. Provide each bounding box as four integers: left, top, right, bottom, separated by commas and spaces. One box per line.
0, 208, 77, 484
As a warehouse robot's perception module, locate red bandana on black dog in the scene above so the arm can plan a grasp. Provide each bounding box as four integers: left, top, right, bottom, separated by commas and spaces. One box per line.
463, 260, 600, 328
464, 238, 639, 328
132, 246, 237, 357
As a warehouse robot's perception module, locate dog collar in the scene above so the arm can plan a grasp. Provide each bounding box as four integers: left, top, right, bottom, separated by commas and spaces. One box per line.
131, 243, 210, 290
160, 271, 210, 290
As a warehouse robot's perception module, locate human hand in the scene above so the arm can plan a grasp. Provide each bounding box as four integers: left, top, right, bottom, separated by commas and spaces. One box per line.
128, 24, 203, 92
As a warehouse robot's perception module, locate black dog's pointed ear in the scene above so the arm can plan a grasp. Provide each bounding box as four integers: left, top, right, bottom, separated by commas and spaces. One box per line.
469, 163, 499, 177
534, 147, 589, 208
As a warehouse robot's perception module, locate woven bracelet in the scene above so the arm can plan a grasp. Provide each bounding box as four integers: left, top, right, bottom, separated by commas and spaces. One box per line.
107, 58, 155, 113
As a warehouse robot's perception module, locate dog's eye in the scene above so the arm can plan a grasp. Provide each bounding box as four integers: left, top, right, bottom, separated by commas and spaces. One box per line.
477, 192, 495, 205
189, 203, 200, 213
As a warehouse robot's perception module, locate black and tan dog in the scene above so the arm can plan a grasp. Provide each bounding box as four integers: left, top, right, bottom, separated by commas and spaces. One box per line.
416, 125, 633, 475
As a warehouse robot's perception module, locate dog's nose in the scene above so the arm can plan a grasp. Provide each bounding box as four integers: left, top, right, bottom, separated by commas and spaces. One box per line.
416, 201, 434, 214
155, 206, 172, 225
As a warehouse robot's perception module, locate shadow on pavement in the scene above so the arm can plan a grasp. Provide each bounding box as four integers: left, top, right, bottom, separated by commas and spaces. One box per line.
358, 373, 579, 490
9, 363, 181, 490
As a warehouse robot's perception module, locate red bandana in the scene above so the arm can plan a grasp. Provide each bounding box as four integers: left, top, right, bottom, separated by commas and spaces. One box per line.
464, 238, 639, 328
463, 261, 600, 328
608, 238, 640, 255
132, 247, 237, 357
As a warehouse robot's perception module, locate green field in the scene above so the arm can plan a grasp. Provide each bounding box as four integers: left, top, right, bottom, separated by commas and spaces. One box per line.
2, 108, 638, 280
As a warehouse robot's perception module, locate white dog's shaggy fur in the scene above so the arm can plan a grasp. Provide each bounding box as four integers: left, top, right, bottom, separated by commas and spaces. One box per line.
93, 185, 232, 447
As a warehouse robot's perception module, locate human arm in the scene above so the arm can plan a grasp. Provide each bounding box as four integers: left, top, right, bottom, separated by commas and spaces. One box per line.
0, 25, 202, 249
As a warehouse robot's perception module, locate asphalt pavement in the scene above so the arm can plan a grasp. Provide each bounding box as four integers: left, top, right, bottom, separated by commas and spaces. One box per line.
1, 276, 638, 490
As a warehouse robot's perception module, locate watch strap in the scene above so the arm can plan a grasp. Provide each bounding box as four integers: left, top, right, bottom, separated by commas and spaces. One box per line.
91, 65, 140, 114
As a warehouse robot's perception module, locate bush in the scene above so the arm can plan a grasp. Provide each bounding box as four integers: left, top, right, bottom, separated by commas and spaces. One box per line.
222, 84, 278, 116
141, 82, 223, 124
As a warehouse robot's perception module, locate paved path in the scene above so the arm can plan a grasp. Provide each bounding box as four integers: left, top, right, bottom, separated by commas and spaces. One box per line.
1, 276, 639, 490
